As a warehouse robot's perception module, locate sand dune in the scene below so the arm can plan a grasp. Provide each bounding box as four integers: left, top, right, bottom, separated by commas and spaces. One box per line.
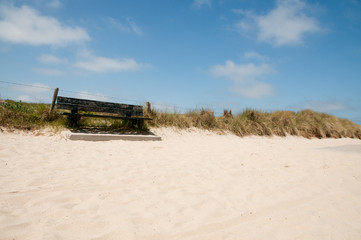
1, 128, 361, 240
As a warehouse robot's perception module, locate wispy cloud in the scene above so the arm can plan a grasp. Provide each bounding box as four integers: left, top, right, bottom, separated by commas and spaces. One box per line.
108, 17, 129, 32
152, 102, 177, 113
0, 46, 9, 53
12, 83, 50, 94
74, 50, 148, 73
0, 4, 90, 46
230, 82, 274, 99
11, 82, 53, 102
47, 0, 62, 9
74, 57, 139, 73
210, 60, 275, 99
193, 0, 211, 9
108, 17, 143, 36
75, 91, 110, 102
235, 0, 321, 46
126, 18, 143, 35
32, 68, 64, 76
210, 61, 274, 83
38, 54, 68, 65
291, 100, 349, 112
243, 51, 269, 61
233, 9, 254, 31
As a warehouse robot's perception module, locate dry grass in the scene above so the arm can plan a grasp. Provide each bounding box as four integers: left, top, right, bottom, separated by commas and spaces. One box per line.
1, 100, 360, 139
0, 100, 64, 131
145, 108, 361, 139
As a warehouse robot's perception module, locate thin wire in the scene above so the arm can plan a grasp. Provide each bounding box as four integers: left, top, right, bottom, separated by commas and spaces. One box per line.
0, 80, 143, 104
0, 80, 223, 114
0, 80, 54, 90
59, 89, 143, 105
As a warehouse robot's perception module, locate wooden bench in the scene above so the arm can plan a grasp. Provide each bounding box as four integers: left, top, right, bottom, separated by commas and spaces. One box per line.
56, 96, 152, 128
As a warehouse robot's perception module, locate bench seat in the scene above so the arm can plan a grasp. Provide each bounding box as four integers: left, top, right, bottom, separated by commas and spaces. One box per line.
56, 96, 152, 127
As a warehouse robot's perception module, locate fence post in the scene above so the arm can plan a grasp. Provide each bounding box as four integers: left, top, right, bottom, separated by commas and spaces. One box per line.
145, 102, 151, 114
49, 88, 59, 114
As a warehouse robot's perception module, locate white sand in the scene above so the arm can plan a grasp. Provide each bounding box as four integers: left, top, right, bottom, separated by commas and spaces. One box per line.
1, 128, 361, 240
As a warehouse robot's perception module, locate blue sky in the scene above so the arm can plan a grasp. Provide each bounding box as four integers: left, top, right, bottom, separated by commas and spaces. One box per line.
0, 0, 360, 123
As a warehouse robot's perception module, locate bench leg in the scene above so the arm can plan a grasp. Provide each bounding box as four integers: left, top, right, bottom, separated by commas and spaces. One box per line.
138, 119, 145, 130
128, 119, 144, 130
67, 109, 80, 127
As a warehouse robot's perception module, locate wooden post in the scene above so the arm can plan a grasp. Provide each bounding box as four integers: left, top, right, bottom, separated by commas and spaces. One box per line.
49, 88, 59, 114
145, 102, 151, 114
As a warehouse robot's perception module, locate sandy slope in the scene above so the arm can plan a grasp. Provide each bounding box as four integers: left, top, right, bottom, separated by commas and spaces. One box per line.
1, 128, 361, 240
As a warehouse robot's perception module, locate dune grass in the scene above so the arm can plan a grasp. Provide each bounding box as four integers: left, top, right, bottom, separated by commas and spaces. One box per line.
144, 108, 361, 139
1, 100, 361, 139
0, 100, 64, 131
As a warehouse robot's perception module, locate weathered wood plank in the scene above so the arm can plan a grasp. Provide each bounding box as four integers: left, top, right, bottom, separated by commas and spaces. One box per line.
60, 112, 152, 120
57, 97, 143, 110
56, 96, 143, 116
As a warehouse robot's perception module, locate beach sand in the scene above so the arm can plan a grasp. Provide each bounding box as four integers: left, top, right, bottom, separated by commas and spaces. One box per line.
1, 128, 361, 240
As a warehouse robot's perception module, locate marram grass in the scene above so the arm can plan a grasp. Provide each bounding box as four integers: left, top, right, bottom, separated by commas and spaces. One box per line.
0, 100, 65, 131
145, 108, 361, 139
1, 100, 360, 139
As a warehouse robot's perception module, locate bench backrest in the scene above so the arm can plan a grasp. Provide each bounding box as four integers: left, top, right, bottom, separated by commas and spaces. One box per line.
56, 96, 143, 116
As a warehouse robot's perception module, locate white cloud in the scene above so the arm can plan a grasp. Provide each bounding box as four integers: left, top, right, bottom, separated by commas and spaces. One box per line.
210, 60, 273, 83
193, 0, 211, 8
74, 52, 145, 73
33, 68, 64, 76
293, 100, 348, 112
210, 60, 274, 99
257, 0, 320, 46
230, 82, 274, 99
236, 0, 321, 46
38, 54, 68, 65
0, 4, 90, 46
